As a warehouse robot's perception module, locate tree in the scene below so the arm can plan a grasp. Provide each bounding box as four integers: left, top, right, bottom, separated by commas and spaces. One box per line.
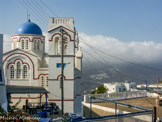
158, 81, 162, 84
97, 85, 106, 94
91, 90, 97, 94
91, 85, 106, 94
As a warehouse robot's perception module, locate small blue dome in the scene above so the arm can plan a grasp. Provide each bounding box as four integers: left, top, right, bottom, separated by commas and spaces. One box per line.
15, 19, 42, 35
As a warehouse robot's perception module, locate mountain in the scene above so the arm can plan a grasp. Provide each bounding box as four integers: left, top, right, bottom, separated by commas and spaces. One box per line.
81, 61, 162, 94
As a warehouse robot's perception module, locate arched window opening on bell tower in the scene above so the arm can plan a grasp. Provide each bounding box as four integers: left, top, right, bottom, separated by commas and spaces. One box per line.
63, 36, 68, 55
55, 37, 59, 55
64, 44, 67, 54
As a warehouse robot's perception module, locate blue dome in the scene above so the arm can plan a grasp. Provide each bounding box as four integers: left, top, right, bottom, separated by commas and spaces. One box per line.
15, 19, 42, 35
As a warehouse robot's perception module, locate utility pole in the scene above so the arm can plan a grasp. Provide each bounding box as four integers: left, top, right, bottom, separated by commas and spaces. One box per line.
154, 77, 160, 122
120, 76, 122, 83
60, 28, 66, 117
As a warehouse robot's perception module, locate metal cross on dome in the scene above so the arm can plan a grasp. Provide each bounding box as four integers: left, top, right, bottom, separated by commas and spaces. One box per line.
27, 11, 30, 20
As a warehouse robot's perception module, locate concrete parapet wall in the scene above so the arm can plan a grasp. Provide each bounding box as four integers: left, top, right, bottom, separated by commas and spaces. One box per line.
84, 91, 147, 103
82, 102, 152, 122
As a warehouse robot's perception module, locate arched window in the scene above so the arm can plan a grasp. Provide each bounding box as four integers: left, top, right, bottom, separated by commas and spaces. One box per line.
10, 65, 14, 79
46, 76, 48, 87
16, 62, 21, 79
55, 37, 60, 54
26, 40, 28, 49
37, 40, 40, 50
58, 41, 61, 54
41, 76, 44, 87
22, 40, 24, 49
55, 40, 58, 54
64, 45, 67, 54
34, 40, 37, 50
23, 65, 27, 79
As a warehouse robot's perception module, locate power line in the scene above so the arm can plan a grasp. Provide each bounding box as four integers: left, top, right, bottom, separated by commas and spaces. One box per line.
83, 50, 120, 81
39, 0, 59, 17
26, 0, 49, 22
19, 0, 47, 28
30, 0, 50, 19
79, 39, 161, 81
24, 0, 48, 25
81, 41, 156, 80
84, 48, 146, 82
80, 39, 150, 81
32, 0, 51, 17
79, 36, 162, 72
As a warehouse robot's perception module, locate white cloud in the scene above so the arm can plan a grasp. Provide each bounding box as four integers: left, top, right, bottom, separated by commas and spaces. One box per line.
3, 32, 162, 64
79, 32, 162, 63
90, 72, 109, 80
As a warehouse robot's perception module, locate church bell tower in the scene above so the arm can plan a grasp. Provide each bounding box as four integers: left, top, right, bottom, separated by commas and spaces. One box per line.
48, 17, 83, 114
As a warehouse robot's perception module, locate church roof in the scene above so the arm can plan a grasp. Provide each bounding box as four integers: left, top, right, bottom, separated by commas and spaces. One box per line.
6, 85, 49, 94
3, 48, 38, 57
15, 19, 42, 35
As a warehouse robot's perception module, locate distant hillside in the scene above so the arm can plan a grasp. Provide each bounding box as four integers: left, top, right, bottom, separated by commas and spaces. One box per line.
81, 61, 162, 94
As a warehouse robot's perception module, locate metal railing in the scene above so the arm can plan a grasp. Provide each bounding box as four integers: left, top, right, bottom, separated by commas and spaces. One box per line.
84, 91, 147, 103
71, 97, 153, 122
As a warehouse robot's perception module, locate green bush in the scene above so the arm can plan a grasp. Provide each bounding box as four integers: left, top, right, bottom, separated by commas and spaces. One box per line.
91, 85, 106, 94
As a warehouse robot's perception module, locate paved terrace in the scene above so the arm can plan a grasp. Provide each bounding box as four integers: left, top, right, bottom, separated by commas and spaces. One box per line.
92, 97, 162, 118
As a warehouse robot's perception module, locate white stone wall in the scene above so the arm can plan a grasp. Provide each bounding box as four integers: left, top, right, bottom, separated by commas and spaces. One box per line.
11, 35, 45, 54
48, 17, 83, 114
2, 48, 46, 107
48, 17, 75, 32
48, 56, 75, 113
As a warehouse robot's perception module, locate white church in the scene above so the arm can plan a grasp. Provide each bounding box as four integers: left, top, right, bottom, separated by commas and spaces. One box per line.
3, 17, 83, 114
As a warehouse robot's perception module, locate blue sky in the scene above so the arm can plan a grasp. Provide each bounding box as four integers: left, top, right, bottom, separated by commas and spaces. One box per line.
1, 0, 162, 82
0, 0, 162, 42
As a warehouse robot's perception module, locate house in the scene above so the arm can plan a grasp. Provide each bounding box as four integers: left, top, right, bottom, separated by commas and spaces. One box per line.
104, 81, 137, 93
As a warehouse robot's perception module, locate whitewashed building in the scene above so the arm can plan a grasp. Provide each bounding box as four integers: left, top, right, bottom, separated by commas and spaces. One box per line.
137, 84, 162, 92
3, 17, 83, 114
0, 34, 7, 111
104, 81, 136, 93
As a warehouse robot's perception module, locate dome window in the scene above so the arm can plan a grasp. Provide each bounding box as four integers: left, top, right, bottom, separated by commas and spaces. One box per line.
22, 40, 24, 49
34, 40, 37, 50
26, 40, 28, 49
37, 40, 40, 50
